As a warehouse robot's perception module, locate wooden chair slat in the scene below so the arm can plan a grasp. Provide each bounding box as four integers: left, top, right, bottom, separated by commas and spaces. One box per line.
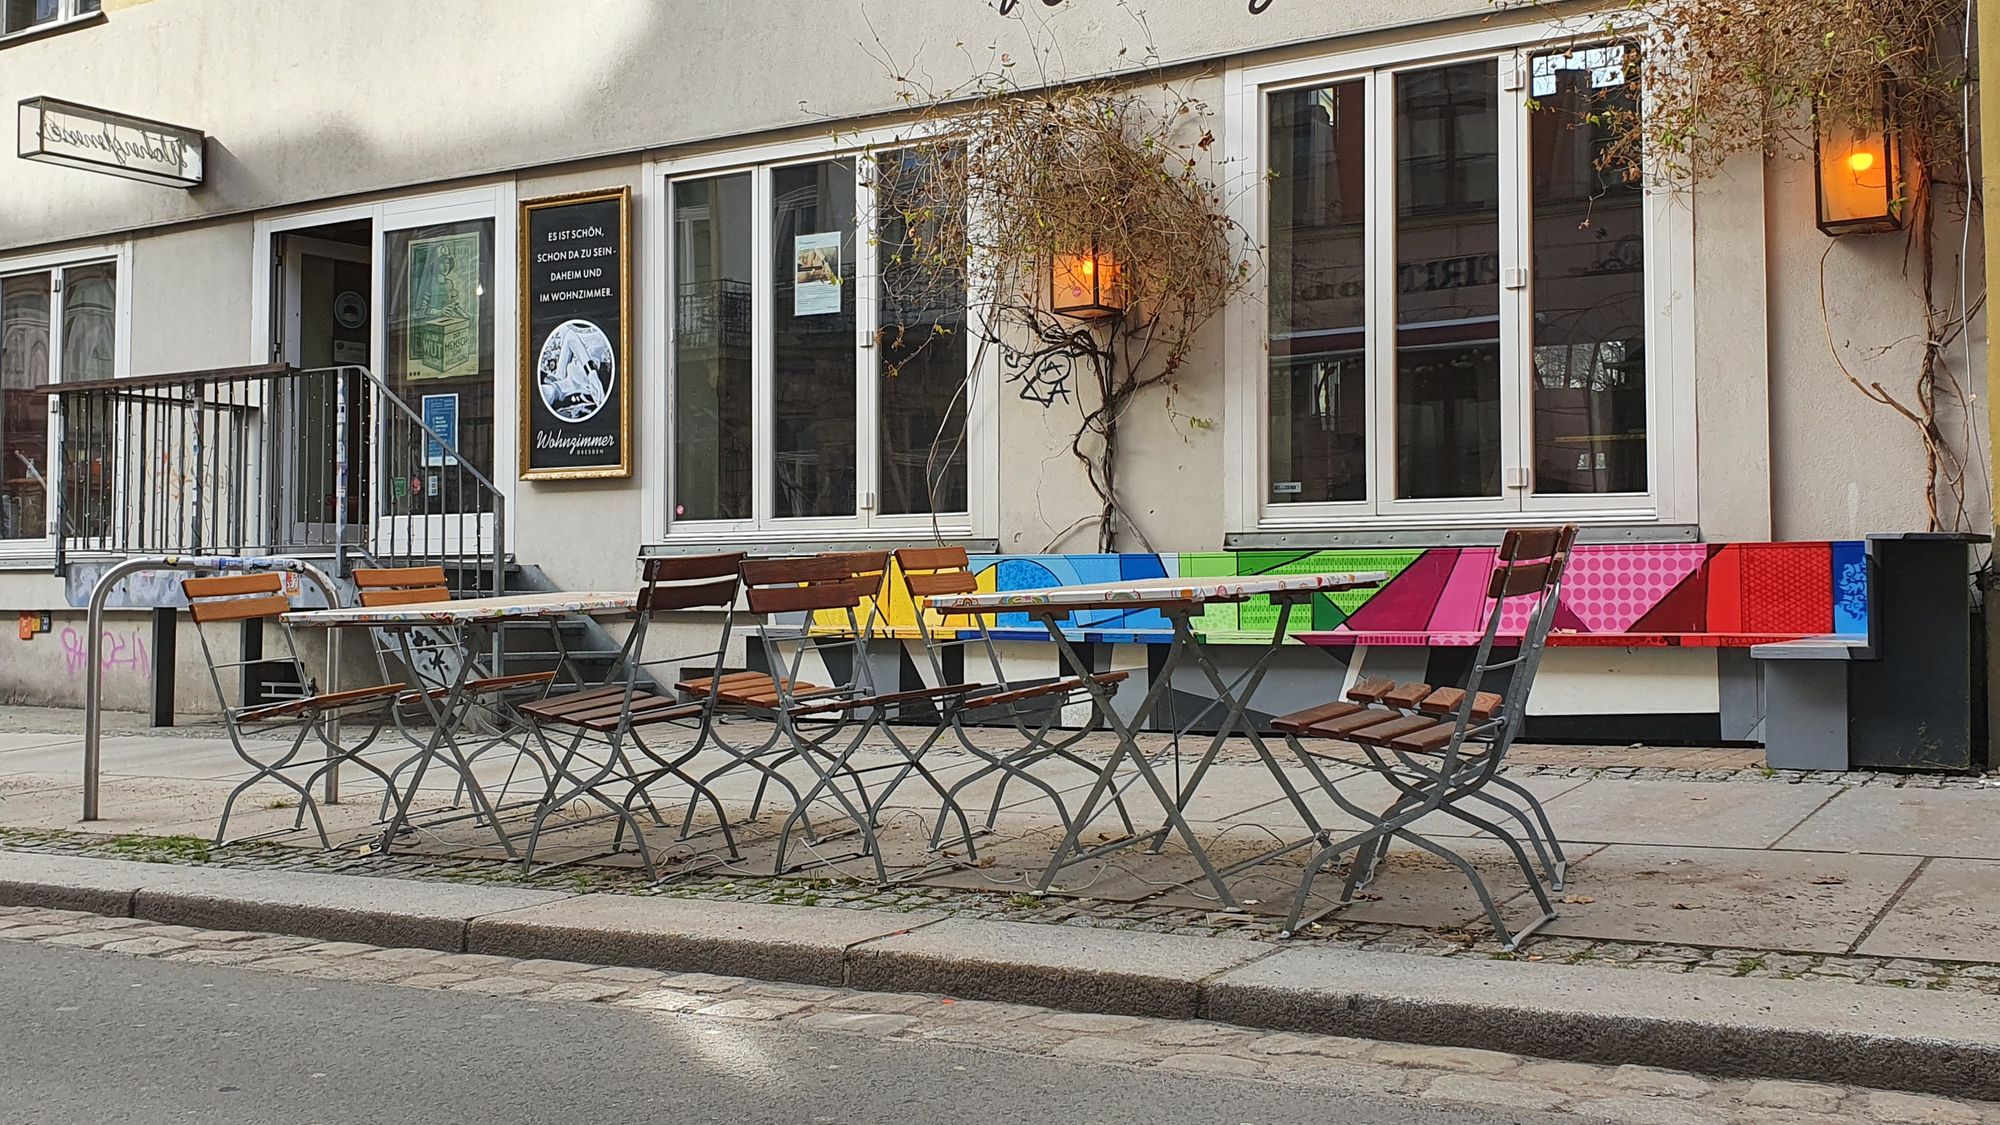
1345, 676, 1397, 704
188, 594, 292, 623
740, 554, 856, 587
905, 571, 979, 596
1272, 699, 1364, 734
1381, 681, 1435, 709
745, 576, 876, 615
353, 565, 448, 589
1348, 714, 1449, 747
638, 576, 739, 613
642, 552, 745, 583
895, 546, 970, 571
1384, 721, 1462, 752
182, 573, 284, 599
819, 550, 891, 580
238, 682, 402, 723
1416, 687, 1504, 720
1302, 707, 1404, 738
1487, 559, 1557, 599
1496, 528, 1566, 562
963, 672, 1128, 712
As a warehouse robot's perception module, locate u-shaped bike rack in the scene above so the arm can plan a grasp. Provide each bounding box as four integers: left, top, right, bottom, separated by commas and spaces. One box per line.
81, 555, 344, 821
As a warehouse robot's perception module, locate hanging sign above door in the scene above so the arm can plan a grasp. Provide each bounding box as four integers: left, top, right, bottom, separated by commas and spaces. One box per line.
518, 187, 631, 479
17, 96, 205, 188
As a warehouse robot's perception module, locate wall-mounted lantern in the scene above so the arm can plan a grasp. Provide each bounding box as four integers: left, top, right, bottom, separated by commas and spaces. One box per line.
1815, 98, 1903, 236
1050, 242, 1126, 319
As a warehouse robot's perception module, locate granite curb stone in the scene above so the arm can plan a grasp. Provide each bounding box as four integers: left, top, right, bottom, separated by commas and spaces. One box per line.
468, 893, 948, 986
6, 849, 2000, 1101
846, 917, 1274, 1018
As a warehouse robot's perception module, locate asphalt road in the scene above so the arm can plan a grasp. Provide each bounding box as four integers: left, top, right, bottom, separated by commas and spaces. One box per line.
0, 943, 1584, 1125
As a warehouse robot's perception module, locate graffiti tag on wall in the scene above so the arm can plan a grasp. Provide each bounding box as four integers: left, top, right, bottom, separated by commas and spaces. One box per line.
58, 627, 153, 681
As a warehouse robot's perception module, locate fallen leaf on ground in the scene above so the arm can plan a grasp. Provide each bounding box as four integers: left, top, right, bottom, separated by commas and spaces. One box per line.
1811, 875, 1846, 885
1671, 902, 1701, 910
1561, 895, 1597, 904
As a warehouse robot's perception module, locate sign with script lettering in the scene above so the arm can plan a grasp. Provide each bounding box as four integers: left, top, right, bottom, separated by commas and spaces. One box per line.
519, 187, 631, 479
17, 97, 204, 188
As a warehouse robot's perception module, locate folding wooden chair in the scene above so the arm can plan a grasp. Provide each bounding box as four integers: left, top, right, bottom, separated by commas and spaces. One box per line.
884, 546, 1136, 847
180, 573, 407, 847
351, 565, 557, 820
1272, 525, 1579, 948
731, 551, 986, 882
515, 552, 745, 880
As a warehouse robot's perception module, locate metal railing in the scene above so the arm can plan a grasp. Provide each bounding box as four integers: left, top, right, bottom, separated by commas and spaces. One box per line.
40, 363, 506, 596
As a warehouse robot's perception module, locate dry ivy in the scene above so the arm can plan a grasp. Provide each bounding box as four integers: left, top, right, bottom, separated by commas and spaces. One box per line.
857, 24, 1254, 551
1526, 0, 1981, 529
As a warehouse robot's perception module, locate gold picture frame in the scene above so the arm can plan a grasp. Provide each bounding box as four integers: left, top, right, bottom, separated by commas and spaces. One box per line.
518, 185, 633, 480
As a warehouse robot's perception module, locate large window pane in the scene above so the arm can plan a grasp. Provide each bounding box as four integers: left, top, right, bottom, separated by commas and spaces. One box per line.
59, 262, 116, 540
385, 218, 495, 515
0, 274, 51, 540
3, 0, 58, 34
771, 159, 857, 518
1395, 60, 1501, 500
673, 174, 754, 521
1530, 45, 1647, 494
1267, 81, 1368, 505
876, 149, 968, 516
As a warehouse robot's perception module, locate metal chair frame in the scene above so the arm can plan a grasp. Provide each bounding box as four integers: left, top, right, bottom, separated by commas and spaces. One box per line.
180, 573, 407, 848
730, 552, 983, 883
517, 553, 746, 880
1277, 525, 1579, 948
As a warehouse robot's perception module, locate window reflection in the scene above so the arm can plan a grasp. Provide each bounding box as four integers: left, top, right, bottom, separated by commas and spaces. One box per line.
1267, 82, 1368, 504
673, 174, 755, 521
771, 160, 857, 519
876, 148, 969, 516
1530, 45, 1647, 495
1395, 60, 1501, 500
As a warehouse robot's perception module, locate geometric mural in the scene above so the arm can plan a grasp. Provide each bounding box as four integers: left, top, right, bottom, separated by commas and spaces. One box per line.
826, 542, 1870, 650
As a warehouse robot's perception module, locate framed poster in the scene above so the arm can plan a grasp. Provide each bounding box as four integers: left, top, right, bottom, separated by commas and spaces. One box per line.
518, 186, 632, 479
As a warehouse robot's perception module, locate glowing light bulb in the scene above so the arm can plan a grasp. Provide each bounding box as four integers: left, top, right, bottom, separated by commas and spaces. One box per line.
1847, 150, 1876, 174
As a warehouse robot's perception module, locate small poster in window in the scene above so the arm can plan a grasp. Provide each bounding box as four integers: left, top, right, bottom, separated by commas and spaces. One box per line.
406, 231, 482, 380
421, 393, 459, 467
793, 232, 842, 316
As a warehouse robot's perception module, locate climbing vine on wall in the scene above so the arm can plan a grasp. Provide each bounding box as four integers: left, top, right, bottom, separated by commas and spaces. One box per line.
859, 11, 1255, 551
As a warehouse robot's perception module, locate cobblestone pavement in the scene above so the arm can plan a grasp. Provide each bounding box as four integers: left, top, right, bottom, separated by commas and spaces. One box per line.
2, 904, 1994, 1125
5, 824, 1998, 1000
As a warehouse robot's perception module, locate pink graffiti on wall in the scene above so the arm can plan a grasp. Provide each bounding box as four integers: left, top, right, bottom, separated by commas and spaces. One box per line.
58, 627, 152, 681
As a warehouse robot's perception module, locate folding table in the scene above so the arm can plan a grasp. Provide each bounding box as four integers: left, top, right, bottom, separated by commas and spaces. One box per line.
283, 591, 637, 856
923, 570, 1385, 908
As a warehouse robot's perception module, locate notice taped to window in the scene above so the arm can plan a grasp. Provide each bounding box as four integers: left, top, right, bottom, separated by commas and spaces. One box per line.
519, 187, 631, 479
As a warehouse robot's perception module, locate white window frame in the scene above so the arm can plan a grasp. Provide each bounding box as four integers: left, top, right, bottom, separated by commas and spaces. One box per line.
0, 0, 102, 43
646, 130, 999, 546
249, 182, 519, 554
0, 241, 130, 557
1222, 17, 1696, 535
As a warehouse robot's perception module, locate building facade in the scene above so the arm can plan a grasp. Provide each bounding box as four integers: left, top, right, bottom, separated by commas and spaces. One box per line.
0, 0, 1984, 742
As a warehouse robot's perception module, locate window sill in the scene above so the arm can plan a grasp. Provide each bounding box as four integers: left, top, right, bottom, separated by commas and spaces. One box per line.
646, 531, 997, 557
0, 10, 105, 49
1226, 522, 1699, 549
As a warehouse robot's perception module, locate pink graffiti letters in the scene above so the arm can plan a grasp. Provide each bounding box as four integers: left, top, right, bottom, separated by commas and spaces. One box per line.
58, 626, 152, 680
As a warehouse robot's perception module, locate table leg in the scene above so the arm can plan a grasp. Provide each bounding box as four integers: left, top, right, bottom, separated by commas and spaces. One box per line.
1030, 614, 1241, 909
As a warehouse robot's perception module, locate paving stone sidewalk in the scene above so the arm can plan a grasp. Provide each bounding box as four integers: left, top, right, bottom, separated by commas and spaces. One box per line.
3, 903, 1995, 1125
4, 705, 1999, 999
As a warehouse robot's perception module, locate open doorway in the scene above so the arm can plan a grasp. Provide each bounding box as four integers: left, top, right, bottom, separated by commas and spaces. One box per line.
271, 219, 372, 547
